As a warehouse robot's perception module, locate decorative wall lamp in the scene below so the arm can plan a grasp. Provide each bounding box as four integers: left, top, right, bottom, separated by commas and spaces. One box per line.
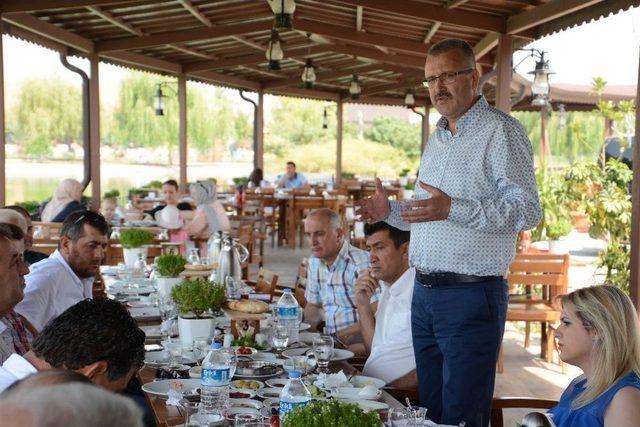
514, 48, 554, 107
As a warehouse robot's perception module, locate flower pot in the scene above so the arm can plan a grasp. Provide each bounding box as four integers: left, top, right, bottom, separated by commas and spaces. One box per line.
570, 211, 590, 233
399, 177, 408, 187
156, 277, 182, 298
178, 315, 216, 346
403, 189, 414, 200
549, 239, 569, 254
123, 246, 148, 268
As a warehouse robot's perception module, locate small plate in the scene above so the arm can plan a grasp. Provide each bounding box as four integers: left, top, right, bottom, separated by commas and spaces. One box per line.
228, 390, 257, 399
141, 379, 201, 399
350, 375, 386, 388
331, 387, 382, 400
234, 360, 284, 379
299, 322, 311, 331
281, 347, 310, 358
250, 352, 277, 362
347, 399, 389, 412
223, 407, 261, 421
229, 398, 263, 409
230, 379, 264, 392
189, 365, 201, 378
257, 387, 283, 399
233, 346, 258, 356
299, 332, 320, 344
265, 378, 289, 388
330, 348, 355, 361
144, 350, 196, 368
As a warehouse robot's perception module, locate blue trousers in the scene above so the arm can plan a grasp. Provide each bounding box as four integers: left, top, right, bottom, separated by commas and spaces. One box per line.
411, 277, 508, 427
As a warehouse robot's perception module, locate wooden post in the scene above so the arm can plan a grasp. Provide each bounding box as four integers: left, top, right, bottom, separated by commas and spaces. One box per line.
88, 54, 101, 211
0, 19, 5, 206
178, 75, 187, 193
629, 46, 640, 311
540, 105, 549, 169
421, 104, 430, 154
336, 99, 343, 185
495, 34, 513, 114
256, 90, 264, 170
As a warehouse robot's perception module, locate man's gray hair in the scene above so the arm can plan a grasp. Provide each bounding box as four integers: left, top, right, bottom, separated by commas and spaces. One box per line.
306, 208, 343, 230
0, 383, 144, 427
0, 209, 27, 234
428, 38, 476, 68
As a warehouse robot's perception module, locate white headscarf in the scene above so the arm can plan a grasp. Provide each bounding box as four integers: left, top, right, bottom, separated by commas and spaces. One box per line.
189, 181, 222, 233
41, 178, 83, 222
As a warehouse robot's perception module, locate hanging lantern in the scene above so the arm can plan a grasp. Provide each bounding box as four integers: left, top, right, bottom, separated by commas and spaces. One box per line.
557, 103, 567, 129
404, 89, 415, 108
322, 107, 328, 129
266, 29, 284, 70
301, 58, 316, 89
529, 52, 554, 106
154, 86, 165, 116
267, 0, 296, 29
531, 94, 550, 107
349, 75, 361, 100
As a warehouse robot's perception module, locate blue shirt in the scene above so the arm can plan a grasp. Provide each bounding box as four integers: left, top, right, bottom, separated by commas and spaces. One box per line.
278, 173, 308, 189
386, 96, 541, 276
548, 372, 640, 427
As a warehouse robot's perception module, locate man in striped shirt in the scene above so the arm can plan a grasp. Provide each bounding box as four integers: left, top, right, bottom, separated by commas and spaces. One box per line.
303, 209, 376, 348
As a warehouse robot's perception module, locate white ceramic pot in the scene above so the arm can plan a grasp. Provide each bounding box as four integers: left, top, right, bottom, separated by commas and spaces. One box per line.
156, 277, 182, 298
178, 315, 216, 346
123, 246, 148, 267
403, 189, 414, 200
549, 239, 569, 254
399, 177, 408, 187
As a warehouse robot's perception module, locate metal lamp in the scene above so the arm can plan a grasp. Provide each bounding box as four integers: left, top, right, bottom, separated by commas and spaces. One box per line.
266, 29, 284, 70
322, 107, 328, 129
154, 86, 166, 116
301, 58, 316, 89
268, 0, 296, 29
528, 51, 553, 107
404, 89, 415, 108
349, 75, 361, 100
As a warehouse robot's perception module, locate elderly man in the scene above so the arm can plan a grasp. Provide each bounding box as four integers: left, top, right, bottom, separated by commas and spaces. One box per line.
15, 210, 109, 332
303, 208, 375, 345
277, 161, 309, 190
0, 224, 31, 363
355, 222, 416, 387
3, 206, 48, 265
0, 298, 145, 393
356, 38, 541, 427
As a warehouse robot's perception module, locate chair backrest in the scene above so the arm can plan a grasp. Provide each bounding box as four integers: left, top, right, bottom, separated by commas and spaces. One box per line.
254, 268, 279, 301
491, 397, 558, 427
294, 257, 308, 307
508, 253, 570, 299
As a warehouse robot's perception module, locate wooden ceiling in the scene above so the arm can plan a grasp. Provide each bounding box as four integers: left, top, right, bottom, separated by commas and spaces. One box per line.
1, 0, 638, 106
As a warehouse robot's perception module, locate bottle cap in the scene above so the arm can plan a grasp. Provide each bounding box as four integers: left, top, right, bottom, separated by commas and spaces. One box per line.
289, 370, 301, 379
284, 288, 292, 293
211, 343, 222, 350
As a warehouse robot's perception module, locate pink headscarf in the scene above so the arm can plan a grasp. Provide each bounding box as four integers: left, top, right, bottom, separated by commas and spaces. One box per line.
41, 178, 83, 222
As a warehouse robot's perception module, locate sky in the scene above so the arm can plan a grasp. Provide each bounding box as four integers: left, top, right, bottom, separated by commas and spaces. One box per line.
2, 6, 639, 110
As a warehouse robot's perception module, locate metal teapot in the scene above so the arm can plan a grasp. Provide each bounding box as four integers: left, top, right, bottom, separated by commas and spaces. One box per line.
206, 231, 225, 265
213, 236, 249, 284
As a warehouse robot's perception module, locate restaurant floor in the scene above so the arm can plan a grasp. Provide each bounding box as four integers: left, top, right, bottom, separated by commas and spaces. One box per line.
257, 232, 599, 426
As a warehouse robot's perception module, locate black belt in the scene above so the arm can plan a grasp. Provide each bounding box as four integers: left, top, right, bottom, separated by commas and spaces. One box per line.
416, 271, 503, 288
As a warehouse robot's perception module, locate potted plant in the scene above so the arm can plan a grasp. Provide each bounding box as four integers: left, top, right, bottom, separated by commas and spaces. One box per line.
282, 399, 381, 426
119, 228, 155, 267
155, 253, 187, 297
403, 181, 416, 200
171, 278, 226, 345
398, 168, 411, 187
546, 218, 572, 254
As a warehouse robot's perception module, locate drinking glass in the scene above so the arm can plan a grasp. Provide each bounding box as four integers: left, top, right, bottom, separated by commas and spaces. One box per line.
312, 335, 334, 373
159, 297, 176, 340
291, 355, 309, 375
386, 408, 409, 427
225, 276, 239, 300
188, 248, 201, 265
224, 347, 238, 378
192, 337, 210, 366
234, 413, 259, 426
272, 324, 290, 355
164, 340, 183, 367
180, 399, 202, 427
407, 407, 428, 426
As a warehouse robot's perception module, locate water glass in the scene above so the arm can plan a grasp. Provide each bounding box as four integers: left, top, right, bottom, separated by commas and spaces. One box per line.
188, 248, 201, 265
192, 337, 211, 365
180, 399, 202, 427
164, 340, 183, 367
312, 335, 334, 373
224, 347, 238, 378
225, 276, 240, 300
234, 413, 259, 426
272, 324, 290, 354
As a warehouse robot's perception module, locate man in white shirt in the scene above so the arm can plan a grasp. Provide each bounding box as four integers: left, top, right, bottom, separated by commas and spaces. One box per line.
0, 298, 145, 393
356, 221, 417, 387
15, 211, 109, 332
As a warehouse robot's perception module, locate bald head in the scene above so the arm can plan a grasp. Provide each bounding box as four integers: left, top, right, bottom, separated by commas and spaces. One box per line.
304, 208, 345, 263
306, 208, 342, 230
2, 370, 91, 398
0, 209, 27, 234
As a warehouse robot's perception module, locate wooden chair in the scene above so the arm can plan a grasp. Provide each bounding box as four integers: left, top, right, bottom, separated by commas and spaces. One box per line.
293, 257, 308, 308
490, 397, 557, 427
247, 268, 279, 302
32, 221, 63, 239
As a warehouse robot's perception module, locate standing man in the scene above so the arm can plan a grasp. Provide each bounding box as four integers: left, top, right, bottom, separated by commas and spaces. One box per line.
356, 39, 541, 427
277, 161, 310, 189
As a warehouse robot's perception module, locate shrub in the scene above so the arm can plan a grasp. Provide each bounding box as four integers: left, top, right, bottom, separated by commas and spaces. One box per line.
171, 278, 226, 318
119, 228, 154, 249
155, 253, 187, 277
282, 400, 380, 427
546, 219, 572, 240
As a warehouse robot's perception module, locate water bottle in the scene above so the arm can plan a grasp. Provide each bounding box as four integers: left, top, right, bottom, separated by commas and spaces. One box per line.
279, 370, 311, 422
200, 343, 230, 421
276, 289, 300, 344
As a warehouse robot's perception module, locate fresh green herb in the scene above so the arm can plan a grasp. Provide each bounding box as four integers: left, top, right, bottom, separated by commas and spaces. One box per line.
119, 229, 155, 249
306, 384, 326, 398
282, 400, 381, 426
171, 278, 226, 318
231, 336, 266, 350
103, 189, 120, 199
155, 253, 187, 277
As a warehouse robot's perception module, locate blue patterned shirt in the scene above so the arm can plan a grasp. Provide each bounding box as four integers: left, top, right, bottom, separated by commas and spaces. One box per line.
278, 173, 308, 189
386, 96, 541, 276
305, 240, 376, 334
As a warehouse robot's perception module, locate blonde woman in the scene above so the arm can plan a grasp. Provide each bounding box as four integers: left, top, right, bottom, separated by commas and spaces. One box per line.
548, 285, 640, 426
41, 179, 85, 223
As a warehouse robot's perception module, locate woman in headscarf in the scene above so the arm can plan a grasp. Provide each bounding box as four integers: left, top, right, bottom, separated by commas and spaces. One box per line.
41, 179, 85, 223
183, 180, 230, 239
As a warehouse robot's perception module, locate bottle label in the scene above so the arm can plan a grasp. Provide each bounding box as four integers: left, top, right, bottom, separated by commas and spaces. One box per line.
279, 399, 309, 420
201, 367, 230, 387
277, 306, 298, 319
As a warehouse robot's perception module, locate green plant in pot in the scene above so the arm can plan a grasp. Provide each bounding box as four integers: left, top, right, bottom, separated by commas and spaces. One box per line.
155, 253, 187, 297
546, 218, 572, 254
171, 278, 226, 345
282, 400, 381, 427
119, 229, 154, 267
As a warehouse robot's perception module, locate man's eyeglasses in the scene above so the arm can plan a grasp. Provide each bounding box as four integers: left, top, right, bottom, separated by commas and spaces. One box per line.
423, 68, 474, 88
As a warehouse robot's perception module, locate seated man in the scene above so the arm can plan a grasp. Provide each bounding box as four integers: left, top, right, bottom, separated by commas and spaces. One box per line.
356, 222, 417, 387
15, 211, 109, 332
0, 298, 145, 393
303, 208, 376, 345
277, 161, 309, 190
0, 224, 31, 363
144, 179, 193, 219
3, 206, 48, 265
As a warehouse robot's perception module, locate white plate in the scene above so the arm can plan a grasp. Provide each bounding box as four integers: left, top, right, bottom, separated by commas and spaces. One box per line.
233, 346, 258, 356
257, 387, 283, 399
281, 347, 310, 358
128, 306, 161, 321
228, 389, 257, 399
299, 332, 320, 344
109, 279, 156, 295
223, 407, 261, 421
250, 352, 277, 362
144, 350, 196, 367
141, 379, 201, 398
299, 322, 311, 331
349, 375, 386, 388
330, 348, 355, 361
344, 399, 389, 412
265, 378, 289, 388
283, 347, 354, 362
229, 398, 263, 409
331, 387, 382, 400
189, 365, 201, 378
230, 379, 264, 392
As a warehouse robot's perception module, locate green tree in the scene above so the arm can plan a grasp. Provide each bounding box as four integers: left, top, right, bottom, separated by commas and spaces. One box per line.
366, 116, 422, 160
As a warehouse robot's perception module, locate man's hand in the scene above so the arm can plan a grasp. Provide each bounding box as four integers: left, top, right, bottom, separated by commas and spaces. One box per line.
400, 181, 452, 223
355, 270, 378, 307
354, 178, 390, 223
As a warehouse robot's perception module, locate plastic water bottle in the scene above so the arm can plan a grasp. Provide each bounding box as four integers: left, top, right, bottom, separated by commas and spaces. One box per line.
279, 370, 311, 422
200, 343, 230, 421
276, 289, 300, 344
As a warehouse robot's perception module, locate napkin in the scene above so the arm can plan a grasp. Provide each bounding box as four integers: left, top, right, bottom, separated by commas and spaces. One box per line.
166, 388, 183, 407
315, 370, 353, 389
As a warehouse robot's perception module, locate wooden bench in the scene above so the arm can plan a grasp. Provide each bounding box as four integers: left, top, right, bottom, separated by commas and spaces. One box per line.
491, 397, 557, 427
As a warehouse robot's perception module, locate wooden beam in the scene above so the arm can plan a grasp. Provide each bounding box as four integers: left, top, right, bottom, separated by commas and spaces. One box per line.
178, 74, 188, 193
447, 0, 470, 8
168, 44, 216, 60
631, 44, 640, 310
3, 22, 70, 55
326, 44, 425, 69
356, 6, 363, 31
360, 81, 412, 98
423, 22, 440, 44
102, 51, 182, 74
338, 0, 505, 33
178, 0, 212, 27
267, 86, 341, 102
86, 6, 142, 36
507, 0, 604, 34
0, 19, 5, 206
296, 18, 428, 56
256, 91, 264, 170
346, 95, 412, 106
4, 12, 94, 53
188, 70, 261, 91
0, 0, 139, 13
336, 99, 343, 185
89, 54, 101, 210
263, 64, 382, 90
96, 20, 272, 52
473, 32, 499, 61
232, 35, 264, 51
495, 34, 513, 114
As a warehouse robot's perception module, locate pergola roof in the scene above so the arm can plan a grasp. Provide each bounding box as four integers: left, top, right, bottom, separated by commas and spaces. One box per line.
1, 0, 639, 106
